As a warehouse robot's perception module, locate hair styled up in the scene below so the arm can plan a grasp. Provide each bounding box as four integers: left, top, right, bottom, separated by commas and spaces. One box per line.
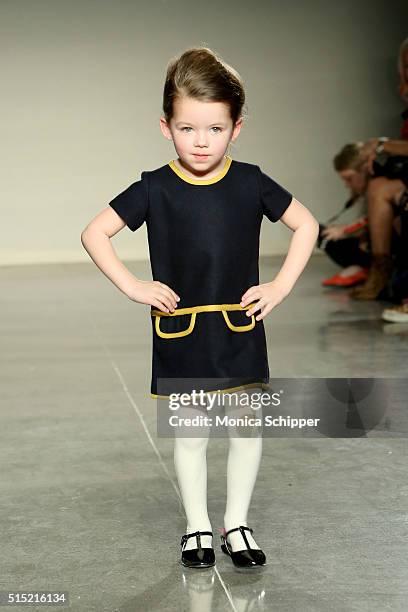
333, 142, 367, 172
162, 46, 247, 127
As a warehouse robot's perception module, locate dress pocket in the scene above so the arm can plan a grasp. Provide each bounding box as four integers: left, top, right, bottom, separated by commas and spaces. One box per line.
154, 312, 196, 339
221, 309, 255, 332
151, 303, 256, 339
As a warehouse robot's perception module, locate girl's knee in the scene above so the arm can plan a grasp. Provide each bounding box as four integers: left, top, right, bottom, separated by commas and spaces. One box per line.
228, 433, 262, 450
174, 435, 209, 452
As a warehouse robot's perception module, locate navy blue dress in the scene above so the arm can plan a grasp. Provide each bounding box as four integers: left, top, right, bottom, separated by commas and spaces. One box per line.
108, 156, 293, 398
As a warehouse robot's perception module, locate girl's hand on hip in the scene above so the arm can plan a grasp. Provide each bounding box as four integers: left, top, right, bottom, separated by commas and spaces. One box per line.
240, 281, 289, 321
127, 279, 180, 313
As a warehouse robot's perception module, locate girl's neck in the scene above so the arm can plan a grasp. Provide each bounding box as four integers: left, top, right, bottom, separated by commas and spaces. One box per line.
173, 155, 229, 181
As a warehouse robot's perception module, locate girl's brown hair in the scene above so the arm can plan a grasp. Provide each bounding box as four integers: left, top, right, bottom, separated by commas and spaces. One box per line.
162, 46, 247, 126
333, 142, 366, 172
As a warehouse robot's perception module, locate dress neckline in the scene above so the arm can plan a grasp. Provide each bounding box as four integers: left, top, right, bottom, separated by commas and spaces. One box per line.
168, 155, 232, 185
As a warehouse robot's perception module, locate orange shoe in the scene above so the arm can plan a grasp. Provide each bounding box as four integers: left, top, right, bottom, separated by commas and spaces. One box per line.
322, 269, 369, 287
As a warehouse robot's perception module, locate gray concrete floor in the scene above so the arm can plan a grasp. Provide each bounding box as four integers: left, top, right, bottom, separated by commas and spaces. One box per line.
1, 254, 408, 612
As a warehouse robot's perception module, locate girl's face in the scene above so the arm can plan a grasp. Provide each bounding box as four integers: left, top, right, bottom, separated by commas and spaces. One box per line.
160, 95, 242, 173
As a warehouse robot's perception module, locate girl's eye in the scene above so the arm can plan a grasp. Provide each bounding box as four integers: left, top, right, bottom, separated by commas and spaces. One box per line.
180, 127, 222, 133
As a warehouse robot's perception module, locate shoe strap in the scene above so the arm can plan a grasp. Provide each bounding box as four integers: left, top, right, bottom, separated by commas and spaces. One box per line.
180, 530, 213, 549
224, 525, 254, 549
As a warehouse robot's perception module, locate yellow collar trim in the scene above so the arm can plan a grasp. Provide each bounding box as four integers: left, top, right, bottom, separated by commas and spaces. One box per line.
168, 155, 232, 185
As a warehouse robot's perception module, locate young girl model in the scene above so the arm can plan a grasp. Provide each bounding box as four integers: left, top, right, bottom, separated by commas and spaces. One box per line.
81, 46, 319, 569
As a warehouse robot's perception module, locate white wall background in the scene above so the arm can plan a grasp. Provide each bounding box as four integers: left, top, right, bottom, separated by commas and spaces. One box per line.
2, 0, 407, 265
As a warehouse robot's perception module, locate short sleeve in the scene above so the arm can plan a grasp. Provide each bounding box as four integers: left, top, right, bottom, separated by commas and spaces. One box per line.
108, 171, 149, 231
256, 165, 293, 223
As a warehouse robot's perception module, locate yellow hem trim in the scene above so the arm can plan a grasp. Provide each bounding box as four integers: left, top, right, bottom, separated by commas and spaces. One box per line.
168, 155, 232, 185
151, 302, 257, 339
150, 381, 270, 400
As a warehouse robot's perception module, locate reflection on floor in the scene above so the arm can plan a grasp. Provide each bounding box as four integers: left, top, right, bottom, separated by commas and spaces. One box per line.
1, 255, 407, 611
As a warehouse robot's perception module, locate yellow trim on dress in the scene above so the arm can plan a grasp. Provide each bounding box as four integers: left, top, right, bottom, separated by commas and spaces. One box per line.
168, 155, 232, 185
150, 381, 270, 400
151, 302, 257, 339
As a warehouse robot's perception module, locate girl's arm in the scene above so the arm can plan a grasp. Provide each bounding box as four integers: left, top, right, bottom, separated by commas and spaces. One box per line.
241, 198, 319, 321
80, 207, 179, 313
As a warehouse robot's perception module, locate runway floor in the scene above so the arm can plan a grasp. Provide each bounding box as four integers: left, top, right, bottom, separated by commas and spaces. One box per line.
1, 253, 407, 611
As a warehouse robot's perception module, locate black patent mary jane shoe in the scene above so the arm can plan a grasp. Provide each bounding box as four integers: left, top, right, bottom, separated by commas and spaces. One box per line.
219, 525, 266, 568
180, 530, 216, 568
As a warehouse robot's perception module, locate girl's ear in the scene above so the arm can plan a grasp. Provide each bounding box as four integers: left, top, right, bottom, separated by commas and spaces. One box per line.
231, 117, 243, 143
159, 116, 172, 141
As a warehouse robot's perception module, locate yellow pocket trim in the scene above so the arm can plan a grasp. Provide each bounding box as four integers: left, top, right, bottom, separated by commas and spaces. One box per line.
222, 309, 255, 332
151, 302, 257, 339
155, 312, 197, 339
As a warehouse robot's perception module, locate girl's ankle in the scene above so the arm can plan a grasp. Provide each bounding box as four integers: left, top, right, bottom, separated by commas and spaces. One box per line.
223, 519, 248, 532
186, 524, 212, 534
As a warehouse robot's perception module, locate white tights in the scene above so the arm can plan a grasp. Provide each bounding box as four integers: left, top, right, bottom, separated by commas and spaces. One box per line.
174, 388, 263, 552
